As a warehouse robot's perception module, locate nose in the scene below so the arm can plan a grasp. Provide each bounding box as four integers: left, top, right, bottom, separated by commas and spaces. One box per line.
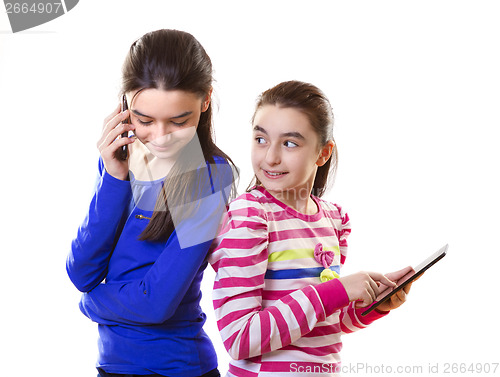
150, 122, 173, 141
265, 143, 281, 166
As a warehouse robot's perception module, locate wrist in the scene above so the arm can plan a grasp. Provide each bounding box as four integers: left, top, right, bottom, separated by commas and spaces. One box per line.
315, 278, 350, 316
105, 169, 130, 181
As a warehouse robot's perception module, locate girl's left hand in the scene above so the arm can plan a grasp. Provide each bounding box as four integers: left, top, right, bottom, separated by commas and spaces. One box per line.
375, 266, 421, 312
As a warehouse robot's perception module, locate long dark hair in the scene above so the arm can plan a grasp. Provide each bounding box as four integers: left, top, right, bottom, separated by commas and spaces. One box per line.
122, 29, 236, 242
249, 80, 337, 197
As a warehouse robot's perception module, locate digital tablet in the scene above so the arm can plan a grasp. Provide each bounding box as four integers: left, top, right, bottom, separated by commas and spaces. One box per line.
361, 244, 448, 316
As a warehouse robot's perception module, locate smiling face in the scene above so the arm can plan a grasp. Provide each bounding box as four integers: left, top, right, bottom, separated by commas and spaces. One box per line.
251, 105, 334, 210
126, 88, 210, 161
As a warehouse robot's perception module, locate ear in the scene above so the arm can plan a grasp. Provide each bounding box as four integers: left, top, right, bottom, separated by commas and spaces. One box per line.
316, 140, 335, 167
201, 87, 213, 112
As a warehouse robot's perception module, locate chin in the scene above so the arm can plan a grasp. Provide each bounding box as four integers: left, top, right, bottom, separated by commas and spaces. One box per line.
154, 151, 177, 160
258, 180, 286, 193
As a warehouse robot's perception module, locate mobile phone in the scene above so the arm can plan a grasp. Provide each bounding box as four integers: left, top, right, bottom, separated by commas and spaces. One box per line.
361, 244, 448, 316
114, 94, 130, 161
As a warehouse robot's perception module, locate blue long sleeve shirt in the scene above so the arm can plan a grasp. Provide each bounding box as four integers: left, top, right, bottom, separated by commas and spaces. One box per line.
67, 157, 233, 376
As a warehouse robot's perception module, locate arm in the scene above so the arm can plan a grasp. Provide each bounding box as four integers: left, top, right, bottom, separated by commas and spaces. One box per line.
338, 302, 389, 335
67, 104, 136, 292
338, 266, 417, 332
66, 159, 132, 292
79, 160, 234, 325
80, 233, 214, 325
209, 196, 350, 361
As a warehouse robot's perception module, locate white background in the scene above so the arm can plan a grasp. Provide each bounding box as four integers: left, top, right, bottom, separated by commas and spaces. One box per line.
1, 1, 499, 376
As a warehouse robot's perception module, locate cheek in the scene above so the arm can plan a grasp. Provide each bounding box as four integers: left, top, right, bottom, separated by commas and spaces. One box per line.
251, 145, 263, 166
290, 154, 316, 175
179, 126, 197, 140
132, 125, 148, 140
170, 126, 197, 146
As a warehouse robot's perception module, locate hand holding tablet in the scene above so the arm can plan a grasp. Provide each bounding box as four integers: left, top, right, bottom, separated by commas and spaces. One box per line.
361, 244, 448, 316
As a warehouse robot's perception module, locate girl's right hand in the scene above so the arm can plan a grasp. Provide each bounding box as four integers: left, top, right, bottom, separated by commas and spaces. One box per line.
97, 104, 136, 180
339, 271, 396, 308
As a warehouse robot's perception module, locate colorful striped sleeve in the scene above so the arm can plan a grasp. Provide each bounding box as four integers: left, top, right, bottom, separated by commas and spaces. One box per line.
339, 302, 388, 334
333, 203, 350, 268
209, 194, 350, 361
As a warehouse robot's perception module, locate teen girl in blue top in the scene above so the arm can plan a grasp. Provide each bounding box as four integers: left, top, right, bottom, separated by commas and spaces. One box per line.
67, 29, 236, 377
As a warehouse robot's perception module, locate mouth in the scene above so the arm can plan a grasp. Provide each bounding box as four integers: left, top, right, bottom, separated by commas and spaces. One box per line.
149, 142, 171, 152
262, 169, 288, 179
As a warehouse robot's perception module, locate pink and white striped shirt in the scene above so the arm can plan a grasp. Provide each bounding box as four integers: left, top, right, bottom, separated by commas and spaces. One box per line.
209, 186, 387, 376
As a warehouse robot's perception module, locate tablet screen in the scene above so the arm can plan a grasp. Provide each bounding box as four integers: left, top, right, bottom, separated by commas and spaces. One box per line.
361, 244, 448, 316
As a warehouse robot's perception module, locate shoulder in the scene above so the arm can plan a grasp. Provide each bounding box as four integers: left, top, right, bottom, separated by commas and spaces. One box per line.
225, 188, 271, 222
314, 196, 350, 225
228, 188, 266, 210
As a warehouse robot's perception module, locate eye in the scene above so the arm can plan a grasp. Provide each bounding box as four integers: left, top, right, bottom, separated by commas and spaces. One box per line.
255, 136, 266, 144
172, 120, 188, 127
284, 140, 298, 148
136, 118, 153, 126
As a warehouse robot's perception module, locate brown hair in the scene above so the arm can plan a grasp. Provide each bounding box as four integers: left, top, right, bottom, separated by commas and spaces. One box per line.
122, 29, 236, 242
249, 80, 337, 197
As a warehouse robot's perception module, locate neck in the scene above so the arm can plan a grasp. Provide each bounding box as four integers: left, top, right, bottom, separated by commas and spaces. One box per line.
129, 142, 174, 181
270, 188, 318, 215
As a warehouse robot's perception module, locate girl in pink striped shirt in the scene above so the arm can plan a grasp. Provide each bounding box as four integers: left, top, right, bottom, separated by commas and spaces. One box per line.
209, 81, 414, 376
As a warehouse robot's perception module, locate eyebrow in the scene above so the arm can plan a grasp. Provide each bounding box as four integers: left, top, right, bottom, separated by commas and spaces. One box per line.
131, 109, 193, 119
253, 125, 305, 140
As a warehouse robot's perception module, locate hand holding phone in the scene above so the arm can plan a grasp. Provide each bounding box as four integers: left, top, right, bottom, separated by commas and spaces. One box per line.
97, 97, 136, 180
338, 272, 397, 309
361, 244, 448, 315
370, 265, 416, 312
